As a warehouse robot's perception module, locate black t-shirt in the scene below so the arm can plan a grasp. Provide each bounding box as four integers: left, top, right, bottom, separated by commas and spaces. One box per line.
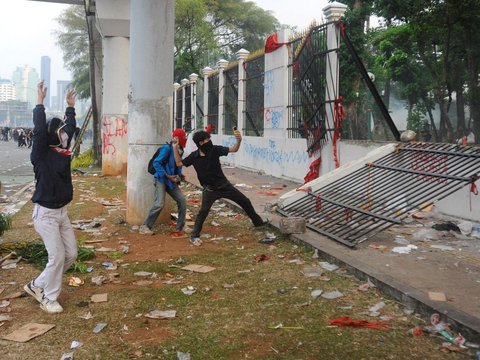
182, 145, 230, 189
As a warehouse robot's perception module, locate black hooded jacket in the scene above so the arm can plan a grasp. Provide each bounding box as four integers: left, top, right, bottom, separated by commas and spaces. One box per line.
31, 104, 76, 209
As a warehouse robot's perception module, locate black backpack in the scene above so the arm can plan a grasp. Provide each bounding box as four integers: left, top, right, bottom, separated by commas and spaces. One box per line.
147, 144, 171, 175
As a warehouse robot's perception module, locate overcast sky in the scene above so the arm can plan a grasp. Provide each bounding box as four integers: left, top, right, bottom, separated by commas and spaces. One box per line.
0, 0, 331, 93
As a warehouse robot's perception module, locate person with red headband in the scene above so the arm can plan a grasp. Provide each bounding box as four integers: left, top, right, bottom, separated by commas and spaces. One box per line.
139, 129, 191, 235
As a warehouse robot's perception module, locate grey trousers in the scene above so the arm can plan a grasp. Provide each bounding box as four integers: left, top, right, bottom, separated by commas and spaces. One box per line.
32, 204, 77, 301
143, 179, 187, 231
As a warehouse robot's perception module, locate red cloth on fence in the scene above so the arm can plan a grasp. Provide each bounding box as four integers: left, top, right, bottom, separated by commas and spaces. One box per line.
265, 33, 287, 53
304, 157, 321, 184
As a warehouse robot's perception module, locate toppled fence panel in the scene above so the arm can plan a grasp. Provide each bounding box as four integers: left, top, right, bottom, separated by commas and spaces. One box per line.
278, 143, 480, 247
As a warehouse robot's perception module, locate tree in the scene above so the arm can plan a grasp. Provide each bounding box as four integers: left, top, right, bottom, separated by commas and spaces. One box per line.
174, 0, 279, 80
55, 5, 90, 99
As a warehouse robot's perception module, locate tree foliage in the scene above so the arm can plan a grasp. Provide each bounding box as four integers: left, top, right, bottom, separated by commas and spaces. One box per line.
174, 0, 279, 80
55, 5, 90, 99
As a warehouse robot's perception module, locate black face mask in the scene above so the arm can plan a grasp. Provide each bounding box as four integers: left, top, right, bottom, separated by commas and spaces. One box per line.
199, 141, 213, 153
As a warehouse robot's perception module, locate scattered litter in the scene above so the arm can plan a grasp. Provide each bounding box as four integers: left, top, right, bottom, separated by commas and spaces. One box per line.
91, 293, 108, 303
269, 323, 304, 330
181, 286, 197, 295
1, 291, 22, 300
321, 290, 344, 299
101, 262, 114, 267
133, 280, 153, 286
210, 220, 220, 227
329, 317, 391, 331
93, 323, 107, 333
79, 312, 93, 320
70, 340, 83, 349
181, 264, 216, 273
358, 279, 375, 291
134, 271, 153, 277
259, 233, 276, 244
412, 228, 438, 241
369, 244, 387, 251
312, 249, 319, 259
369, 301, 386, 313
432, 222, 461, 233
394, 236, 409, 245
0, 300, 10, 308
255, 254, 269, 262
95, 247, 117, 252
428, 291, 447, 302
235, 183, 253, 189
2, 323, 55, 342
68, 277, 84, 287
177, 351, 191, 360
77, 301, 89, 307
145, 310, 176, 319
91, 276, 107, 286
392, 244, 417, 254
223, 283, 235, 289
60, 352, 74, 360
311, 290, 323, 298
458, 221, 473, 235
0, 314, 12, 322
302, 266, 323, 277
319, 262, 339, 272
472, 224, 480, 238
430, 245, 455, 251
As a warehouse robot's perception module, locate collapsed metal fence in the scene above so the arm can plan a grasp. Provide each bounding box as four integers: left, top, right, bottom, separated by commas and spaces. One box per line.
278, 143, 480, 247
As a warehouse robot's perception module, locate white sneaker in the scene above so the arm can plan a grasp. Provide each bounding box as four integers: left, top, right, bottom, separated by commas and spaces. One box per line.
190, 237, 203, 246
24, 280, 44, 303
139, 224, 154, 235
183, 225, 193, 234
40, 297, 63, 314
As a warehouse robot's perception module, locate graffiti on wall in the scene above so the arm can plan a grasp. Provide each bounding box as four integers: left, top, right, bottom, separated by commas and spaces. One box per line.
264, 70, 274, 107
264, 107, 282, 129
243, 139, 308, 165
102, 115, 128, 155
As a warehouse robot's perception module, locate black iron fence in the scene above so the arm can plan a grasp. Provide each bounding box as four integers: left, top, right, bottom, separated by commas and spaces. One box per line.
244, 54, 264, 137
207, 75, 219, 134
224, 65, 238, 135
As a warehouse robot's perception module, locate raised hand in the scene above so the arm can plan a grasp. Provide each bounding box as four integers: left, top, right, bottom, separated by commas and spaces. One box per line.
66, 88, 76, 107
37, 81, 47, 105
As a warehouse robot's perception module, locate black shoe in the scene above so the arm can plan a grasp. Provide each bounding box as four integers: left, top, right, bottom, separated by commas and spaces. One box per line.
255, 219, 270, 227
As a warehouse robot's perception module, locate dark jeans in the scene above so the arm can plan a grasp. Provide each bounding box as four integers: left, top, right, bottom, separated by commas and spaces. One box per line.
192, 183, 263, 237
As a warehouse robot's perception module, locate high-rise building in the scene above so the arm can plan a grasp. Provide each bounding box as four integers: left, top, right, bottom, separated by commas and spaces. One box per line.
11, 65, 40, 108
0, 79, 16, 101
57, 80, 72, 111
41, 56, 51, 108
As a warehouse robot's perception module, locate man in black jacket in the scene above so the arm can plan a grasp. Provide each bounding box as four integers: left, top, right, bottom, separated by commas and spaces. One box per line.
23, 81, 77, 314
173, 130, 268, 246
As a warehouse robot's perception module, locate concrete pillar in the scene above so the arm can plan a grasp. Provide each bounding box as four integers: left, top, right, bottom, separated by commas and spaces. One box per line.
101, 37, 129, 175
202, 66, 213, 131
236, 49, 249, 133
180, 78, 189, 128
263, 28, 291, 139
217, 59, 228, 135
127, 0, 175, 224
322, 2, 347, 171
189, 73, 198, 131
95, 0, 130, 171
173, 82, 180, 129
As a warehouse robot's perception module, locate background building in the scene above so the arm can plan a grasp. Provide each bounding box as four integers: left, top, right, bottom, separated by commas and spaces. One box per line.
11, 65, 40, 108
56, 80, 71, 111
40, 56, 51, 108
0, 79, 16, 101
